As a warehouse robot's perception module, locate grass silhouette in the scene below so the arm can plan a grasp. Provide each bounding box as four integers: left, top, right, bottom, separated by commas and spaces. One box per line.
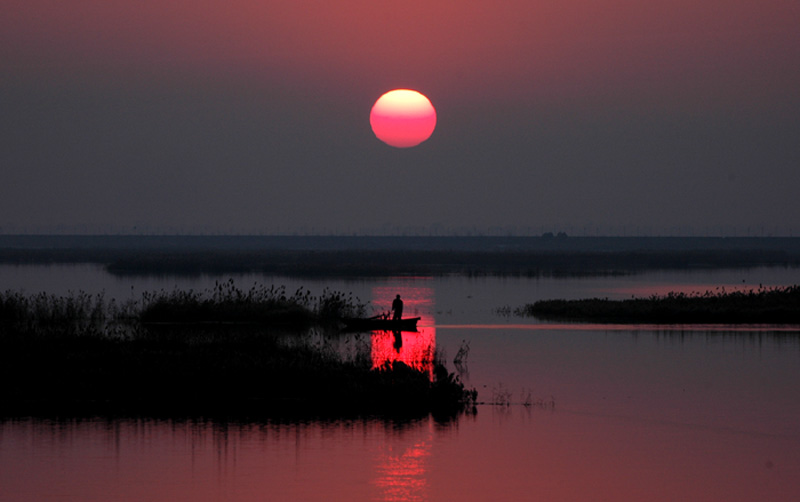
520, 285, 800, 323
1, 282, 475, 418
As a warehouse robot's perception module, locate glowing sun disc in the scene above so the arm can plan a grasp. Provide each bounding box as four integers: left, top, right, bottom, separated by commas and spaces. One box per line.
370, 89, 437, 148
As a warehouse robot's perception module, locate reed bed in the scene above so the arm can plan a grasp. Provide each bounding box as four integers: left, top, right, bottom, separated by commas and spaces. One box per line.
0, 280, 366, 331
520, 285, 800, 323
138, 280, 366, 325
0, 283, 474, 418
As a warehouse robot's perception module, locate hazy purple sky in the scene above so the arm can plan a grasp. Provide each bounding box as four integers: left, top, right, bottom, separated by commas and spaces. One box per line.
2, 1, 798, 235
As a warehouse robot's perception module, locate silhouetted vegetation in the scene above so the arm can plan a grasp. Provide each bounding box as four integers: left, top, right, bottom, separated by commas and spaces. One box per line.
0, 280, 365, 329
0, 290, 128, 338
520, 285, 800, 323
139, 279, 366, 326
0, 284, 475, 418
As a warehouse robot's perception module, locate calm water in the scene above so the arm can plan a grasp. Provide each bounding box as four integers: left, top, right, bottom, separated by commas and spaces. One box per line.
2, 265, 800, 501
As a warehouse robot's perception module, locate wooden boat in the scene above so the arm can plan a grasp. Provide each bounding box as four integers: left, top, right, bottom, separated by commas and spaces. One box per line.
341, 316, 420, 332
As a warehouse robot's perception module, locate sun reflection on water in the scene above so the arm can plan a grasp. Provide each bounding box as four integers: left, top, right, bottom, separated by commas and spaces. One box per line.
369, 280, 436, 378
371, 418, 434, 502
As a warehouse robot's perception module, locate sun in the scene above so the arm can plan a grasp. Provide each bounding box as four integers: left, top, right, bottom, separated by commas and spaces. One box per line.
370, 89, 437, 148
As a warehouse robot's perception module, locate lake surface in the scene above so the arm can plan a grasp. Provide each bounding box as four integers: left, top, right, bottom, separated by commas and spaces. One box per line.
2, 265, 800, 501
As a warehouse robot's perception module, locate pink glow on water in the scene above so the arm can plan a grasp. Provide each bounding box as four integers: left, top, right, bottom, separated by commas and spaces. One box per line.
371, 329, 435, 377
4, 273, 800, 500
370, 280, 436, 377
4, 405, 800, 502
372, 423, 433, 500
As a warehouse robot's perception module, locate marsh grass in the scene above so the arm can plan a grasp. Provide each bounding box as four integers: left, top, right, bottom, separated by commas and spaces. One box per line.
520, 388, 556, 409
1, 290, 106, 325
519, 285, 800, 323
491, 383, 514, 406
1, 327, 475, 417
0, 283, 473, 418
452, 339, 471, 381
0, 281, 331, 341
1, 281, 366, 335
453, 339, 471, 367
485, 384, 553, 409
138, 280, 366, 326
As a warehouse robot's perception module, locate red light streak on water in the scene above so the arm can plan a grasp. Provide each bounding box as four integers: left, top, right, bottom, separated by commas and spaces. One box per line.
371, 329, 435, 377
370, 281, 436, 377
372, 425, 433, 501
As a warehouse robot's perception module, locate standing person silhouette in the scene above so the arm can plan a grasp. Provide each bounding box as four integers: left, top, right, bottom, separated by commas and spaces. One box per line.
391, 294, 404, 320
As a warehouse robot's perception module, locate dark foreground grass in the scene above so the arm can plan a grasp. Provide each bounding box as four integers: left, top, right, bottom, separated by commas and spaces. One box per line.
0, 328, 474, 419
0, 285, 475, 419
519, 285, 800, 324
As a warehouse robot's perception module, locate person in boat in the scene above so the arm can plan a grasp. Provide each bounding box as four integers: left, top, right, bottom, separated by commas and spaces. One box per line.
391, 294, 404, 320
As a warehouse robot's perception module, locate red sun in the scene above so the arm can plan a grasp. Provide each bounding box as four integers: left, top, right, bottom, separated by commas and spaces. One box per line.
370, 89, 437, 148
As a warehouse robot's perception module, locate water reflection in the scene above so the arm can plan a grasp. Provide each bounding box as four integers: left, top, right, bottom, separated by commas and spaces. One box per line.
372, 419, 433, 502
0, 417, 446, 502
370, 280, 436, 378
371, 329, 435, 374
437, 323, 800, 333
5, 267, 800, 500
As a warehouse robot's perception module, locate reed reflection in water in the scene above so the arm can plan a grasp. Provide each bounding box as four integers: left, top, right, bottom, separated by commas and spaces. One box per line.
0, 416, 447, 502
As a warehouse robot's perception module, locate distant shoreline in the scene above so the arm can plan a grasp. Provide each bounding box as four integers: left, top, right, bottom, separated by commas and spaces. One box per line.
3, 234, 800, 252
2, 235, 800, 277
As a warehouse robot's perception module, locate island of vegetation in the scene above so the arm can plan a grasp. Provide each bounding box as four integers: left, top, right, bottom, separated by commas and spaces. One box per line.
518, 285, 800, 324
0, 280, 476, 419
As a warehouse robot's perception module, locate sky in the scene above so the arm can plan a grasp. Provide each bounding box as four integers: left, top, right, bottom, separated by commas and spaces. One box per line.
2, 1, 799, 236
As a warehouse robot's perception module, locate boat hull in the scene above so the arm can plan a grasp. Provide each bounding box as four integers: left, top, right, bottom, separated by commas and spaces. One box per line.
341, 317, 420, 332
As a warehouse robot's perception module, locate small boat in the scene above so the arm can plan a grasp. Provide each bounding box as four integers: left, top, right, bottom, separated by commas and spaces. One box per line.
341, 316, 421, 332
